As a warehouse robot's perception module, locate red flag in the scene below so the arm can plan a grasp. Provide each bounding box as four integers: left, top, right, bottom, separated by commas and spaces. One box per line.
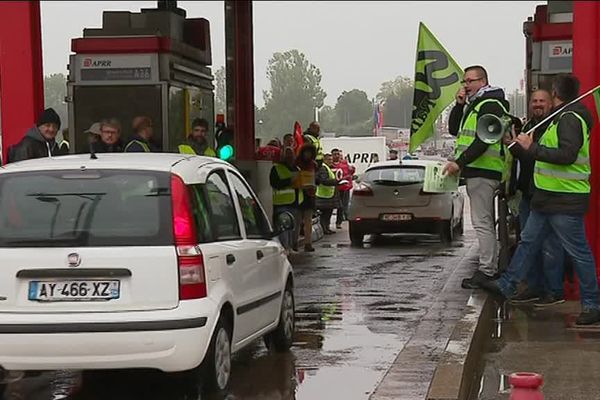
294, 121, 304, 153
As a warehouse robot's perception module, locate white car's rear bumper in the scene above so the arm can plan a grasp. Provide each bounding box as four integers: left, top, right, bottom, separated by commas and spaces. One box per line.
0, 300, 217, 372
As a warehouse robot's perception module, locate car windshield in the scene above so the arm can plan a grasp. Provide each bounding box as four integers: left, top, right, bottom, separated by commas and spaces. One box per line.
363, 166, 426, 185
0, 169, 173, 247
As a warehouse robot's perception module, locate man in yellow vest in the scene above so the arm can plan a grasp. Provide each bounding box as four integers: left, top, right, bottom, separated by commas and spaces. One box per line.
178, 118, 216, 157
480, 74, 600, 326
316, 153, 340, 235
443, 65, 510, 289
270, 147, 303, 253
304, 121, 324, 164
125, 116, 159, 152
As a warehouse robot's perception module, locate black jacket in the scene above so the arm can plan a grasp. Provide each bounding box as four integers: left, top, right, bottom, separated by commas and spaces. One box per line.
9, 126, 68, 163
90, 139, 124, 154
529, 102, 594, 215
449, 87, 510, 180
509, 118, 551, 199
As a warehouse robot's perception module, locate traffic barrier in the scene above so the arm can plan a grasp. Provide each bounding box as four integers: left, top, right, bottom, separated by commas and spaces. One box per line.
509, 372, 544, 400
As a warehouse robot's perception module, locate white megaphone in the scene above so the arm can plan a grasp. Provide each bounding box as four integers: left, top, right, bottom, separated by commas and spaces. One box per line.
476, 114, 513, 144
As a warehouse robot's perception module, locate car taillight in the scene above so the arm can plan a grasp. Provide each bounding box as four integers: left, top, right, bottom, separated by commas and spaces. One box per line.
171, 174, 207, 300
353, 184, 373, 197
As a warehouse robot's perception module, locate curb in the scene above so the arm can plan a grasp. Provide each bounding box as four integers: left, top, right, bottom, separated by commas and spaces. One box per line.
426, 292, 494, 400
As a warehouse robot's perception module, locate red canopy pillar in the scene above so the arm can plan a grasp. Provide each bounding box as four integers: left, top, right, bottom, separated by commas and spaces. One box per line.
573, 1, 600, 297
0, 1, 44, 164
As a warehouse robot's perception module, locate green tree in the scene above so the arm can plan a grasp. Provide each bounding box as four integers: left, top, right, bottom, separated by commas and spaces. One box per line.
214, 66, 226, 116
376, 76, 414, 128
334, 89, 372, 136
44, 73, 68, 128
262, 49, 326, 138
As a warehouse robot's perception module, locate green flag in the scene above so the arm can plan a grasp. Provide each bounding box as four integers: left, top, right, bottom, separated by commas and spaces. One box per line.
410, 23, 463, 152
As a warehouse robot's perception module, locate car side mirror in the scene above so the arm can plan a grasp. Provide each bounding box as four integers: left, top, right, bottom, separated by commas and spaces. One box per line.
274, 211, 295, 236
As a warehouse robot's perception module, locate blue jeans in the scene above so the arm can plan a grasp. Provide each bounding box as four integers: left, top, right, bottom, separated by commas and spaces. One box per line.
519, 199, 565, 297
498, 210, 600, 310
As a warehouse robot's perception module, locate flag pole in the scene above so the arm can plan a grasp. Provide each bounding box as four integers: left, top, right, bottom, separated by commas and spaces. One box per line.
508, 83, 600, 149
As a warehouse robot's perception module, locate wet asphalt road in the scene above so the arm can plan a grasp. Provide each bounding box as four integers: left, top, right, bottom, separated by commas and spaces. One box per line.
1, 229, 471, 400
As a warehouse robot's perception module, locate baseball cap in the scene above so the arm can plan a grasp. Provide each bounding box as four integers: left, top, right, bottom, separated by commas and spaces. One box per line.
84, 122, 102, 136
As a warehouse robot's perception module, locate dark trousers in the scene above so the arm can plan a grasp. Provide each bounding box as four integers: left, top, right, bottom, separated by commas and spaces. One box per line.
336, 190, 350, 225
320, 209, 333, 232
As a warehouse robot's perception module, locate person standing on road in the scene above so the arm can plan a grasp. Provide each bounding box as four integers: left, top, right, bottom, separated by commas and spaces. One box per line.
304, 121, 324, 165
443, 65, 510, 290
316, 153, 340, 235
9, 108, 68, 162
506, 89, 566, 307
296, 143, 318, 252
270, 147, 303, 254
480, 74, 600, 326
178, 118, 216, 157
125, 116, 159, 153
332, 148, 355, 229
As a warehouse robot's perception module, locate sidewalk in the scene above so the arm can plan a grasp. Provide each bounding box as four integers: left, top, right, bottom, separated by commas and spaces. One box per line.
473, 299, 600, 399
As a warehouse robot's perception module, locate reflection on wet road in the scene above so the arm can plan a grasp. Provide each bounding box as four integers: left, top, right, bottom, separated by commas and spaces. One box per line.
1, 233, 467, 400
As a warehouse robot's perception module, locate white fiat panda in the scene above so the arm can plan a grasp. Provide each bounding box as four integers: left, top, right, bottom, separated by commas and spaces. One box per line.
0, 153, 295, 392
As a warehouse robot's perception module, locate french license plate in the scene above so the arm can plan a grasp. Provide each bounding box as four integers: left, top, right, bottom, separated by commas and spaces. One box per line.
28, 280, 120, 302
381, 213, 412, 222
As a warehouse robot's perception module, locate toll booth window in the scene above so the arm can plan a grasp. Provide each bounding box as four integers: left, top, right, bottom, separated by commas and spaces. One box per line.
169, 86, 186, 152
227, 172, 272, 239
73, 85, 163, 153
204, 171, 241, 241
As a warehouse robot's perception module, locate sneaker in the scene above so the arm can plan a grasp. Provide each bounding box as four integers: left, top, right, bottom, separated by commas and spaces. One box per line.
461, 270, 496, 289
533, 295, 565, 308
510, 289, 541, 304
336, 224, 342, 229
575, 308, 600, 325
304, 244, 315, 252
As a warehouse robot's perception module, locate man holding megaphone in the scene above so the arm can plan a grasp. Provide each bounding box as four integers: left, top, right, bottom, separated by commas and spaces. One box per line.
443, 65, 510, 290
480, 74, 600, 325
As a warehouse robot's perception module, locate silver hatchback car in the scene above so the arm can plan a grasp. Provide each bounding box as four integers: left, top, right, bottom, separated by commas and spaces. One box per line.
348, 159, 465, 245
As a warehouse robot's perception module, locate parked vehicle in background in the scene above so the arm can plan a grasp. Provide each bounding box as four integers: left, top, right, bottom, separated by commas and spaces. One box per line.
320, 136, 387, 176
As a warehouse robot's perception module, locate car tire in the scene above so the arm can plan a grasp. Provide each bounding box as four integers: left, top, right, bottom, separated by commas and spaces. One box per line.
440, 220, 453, 244
349, 223, 364, 246
201, 315, 232, 394
264, 282, 295, 352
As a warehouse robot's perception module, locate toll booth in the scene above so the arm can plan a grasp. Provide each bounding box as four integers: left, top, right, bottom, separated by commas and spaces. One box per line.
67, 6, 214, 153
523, 2, 573, 105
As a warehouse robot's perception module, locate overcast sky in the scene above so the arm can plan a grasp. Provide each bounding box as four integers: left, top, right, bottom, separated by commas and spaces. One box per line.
41, 1, 544, 107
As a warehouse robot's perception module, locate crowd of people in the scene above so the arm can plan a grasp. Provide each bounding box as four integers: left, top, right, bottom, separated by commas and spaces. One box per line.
443, 67, 599, 326
4, 111, 216, 164
267, 121, 356, 254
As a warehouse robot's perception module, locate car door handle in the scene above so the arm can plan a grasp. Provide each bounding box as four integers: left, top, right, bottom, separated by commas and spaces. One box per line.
256, 250, 264, 260
226, 254, 236, 265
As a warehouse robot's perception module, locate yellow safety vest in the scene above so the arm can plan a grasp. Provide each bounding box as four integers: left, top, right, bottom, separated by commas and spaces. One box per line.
272, 164, 304, 206
454, 98, 507, 173
534, 111, 591, 194
305, 134, 324, 161
125, 140, 150, 152
178, 144, 217, 157
316, 164, 335, 199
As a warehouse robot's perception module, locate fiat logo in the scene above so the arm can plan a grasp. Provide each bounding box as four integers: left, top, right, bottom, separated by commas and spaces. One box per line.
67, 253, 81, 268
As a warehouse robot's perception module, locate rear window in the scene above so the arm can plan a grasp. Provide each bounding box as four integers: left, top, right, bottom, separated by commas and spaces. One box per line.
363, 166, 426, 185
0, 169, 173, 247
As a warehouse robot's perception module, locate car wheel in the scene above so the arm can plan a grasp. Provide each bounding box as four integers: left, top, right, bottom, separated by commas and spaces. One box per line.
440, 220, 453, 244
202, 315, 232, 393
264, 282, 295, 352
349, 223, 364, 246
